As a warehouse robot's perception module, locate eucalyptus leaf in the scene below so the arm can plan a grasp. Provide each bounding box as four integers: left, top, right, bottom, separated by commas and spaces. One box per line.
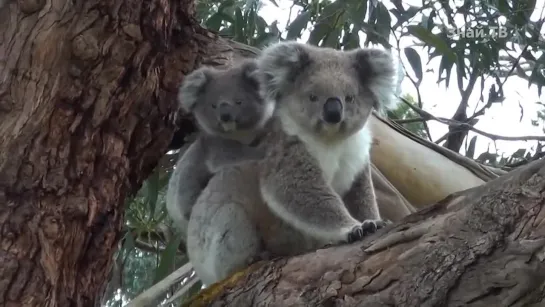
343, 27, 361, 50
308, 23, 331, 45
323, 27, 342, 48
144, 170, 161, 219
153, 235, 184, 284
347, 0, 367, 28
404, 47, 423, 83
218, 0, 236, 12
438, 55, 454, 88
497, 0, 510, 14
205, 12, 225, 31
512, 148, 527, 159
466, 136, 477, 159
255, 16, 268, 35
375, 2, 391, 41
287, 11, 311, 40
121, 230, 136, 262
234, 7, 245, 42
247, 6, 257, 43
407, 25, 456, 62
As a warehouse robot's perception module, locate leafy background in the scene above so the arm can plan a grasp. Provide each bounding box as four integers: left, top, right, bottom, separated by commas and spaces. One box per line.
102, 0, 545, 305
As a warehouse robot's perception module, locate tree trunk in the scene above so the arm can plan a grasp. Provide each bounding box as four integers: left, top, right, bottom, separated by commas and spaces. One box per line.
185, 158, 545, 307
0, 0, 218, 305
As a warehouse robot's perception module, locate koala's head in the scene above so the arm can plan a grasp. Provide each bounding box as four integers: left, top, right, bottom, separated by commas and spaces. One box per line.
178, 60, 274, 139
258, 41, 397, 140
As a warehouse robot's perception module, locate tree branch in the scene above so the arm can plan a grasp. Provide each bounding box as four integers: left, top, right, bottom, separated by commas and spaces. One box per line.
394, 117, 428, 124
127, 262, 195, 307
443, 68, 479, 152
399, 97, 545, 142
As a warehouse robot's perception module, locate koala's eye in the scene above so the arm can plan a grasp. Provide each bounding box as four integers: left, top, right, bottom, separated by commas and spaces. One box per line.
309, 94, 318, 102
236, 101, 242, 105
345, 95, 355, 103
211, 104, 217, 109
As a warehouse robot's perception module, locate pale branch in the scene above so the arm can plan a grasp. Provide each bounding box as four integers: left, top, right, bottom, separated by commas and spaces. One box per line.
134, 239, 167, 254
161, 273, 199, 307
127, 262, 195, 307
399, 97, 545, 142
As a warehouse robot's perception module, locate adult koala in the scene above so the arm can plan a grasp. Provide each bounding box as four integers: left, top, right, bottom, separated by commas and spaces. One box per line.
186, 41, 398, 285
165, 60, 275, 240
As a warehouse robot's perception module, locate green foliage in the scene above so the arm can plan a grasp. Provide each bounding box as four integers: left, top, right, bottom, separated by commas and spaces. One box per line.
388, 94, 428, 139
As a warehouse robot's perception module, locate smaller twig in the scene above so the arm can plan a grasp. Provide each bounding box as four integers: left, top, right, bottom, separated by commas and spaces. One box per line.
392, 31, 433, 142
504, 151, 545, 168
394, 117, 428, 124
399, 97, 545, 142
464, 44, 530, 127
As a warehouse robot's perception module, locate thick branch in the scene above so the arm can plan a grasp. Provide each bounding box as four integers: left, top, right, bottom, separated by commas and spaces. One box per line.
185, 158, 545, 306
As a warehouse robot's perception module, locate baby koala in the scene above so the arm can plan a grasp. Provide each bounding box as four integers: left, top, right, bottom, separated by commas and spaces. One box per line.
165, 60, 275, 240
187, 41, 399, 285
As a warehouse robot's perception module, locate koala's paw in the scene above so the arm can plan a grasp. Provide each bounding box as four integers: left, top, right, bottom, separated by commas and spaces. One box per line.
361, 219, 387, 233
347, 219, 387, 243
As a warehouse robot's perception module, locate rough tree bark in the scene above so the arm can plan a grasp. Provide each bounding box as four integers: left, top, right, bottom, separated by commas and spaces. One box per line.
185, 158, 545, 307
0, 0, 232, 305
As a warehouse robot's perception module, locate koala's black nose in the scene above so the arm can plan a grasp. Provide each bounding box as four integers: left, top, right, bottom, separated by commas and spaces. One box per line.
218, 102, 233, 122
220, 113, 232, 122
322, 98, 343, 124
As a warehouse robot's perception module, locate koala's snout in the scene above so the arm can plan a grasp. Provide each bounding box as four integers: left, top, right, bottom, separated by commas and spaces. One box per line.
218, 102, 234, 123
322, 97, 343, 124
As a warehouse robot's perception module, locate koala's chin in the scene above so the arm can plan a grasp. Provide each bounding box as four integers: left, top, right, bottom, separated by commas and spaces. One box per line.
222, 122, 236, 131
315, 118, 357, 139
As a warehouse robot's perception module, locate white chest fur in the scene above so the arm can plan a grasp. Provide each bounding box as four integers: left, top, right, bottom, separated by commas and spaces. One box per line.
280, 114, 372, 197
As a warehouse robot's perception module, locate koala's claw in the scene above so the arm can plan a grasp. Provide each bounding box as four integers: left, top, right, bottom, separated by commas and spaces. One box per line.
347, 225, 365, 243
361, 219, 386, 234
347, 219, 387, 243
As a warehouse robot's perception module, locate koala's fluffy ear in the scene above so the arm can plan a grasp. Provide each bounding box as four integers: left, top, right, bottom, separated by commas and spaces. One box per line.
257, 41, 311, 102
178, 67, 215, 113
351, 48, 398, 112
239, 60, 260, 90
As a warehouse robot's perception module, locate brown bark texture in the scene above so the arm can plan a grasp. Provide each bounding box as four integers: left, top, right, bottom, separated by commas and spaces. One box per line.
0, 0, 227, 305
185, 158, 545, 307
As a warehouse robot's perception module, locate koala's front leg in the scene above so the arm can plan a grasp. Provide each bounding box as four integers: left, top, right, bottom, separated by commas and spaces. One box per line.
342, 163, 387, 232
260, 139, 370, 244
165, 138, 211, 234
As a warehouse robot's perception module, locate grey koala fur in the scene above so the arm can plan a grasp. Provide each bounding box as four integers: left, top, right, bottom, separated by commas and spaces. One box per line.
186, 41, 399, 286
165, 60, 275, 240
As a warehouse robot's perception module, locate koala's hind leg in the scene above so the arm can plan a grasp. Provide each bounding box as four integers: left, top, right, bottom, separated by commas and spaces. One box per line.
187, 195, 261, 286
